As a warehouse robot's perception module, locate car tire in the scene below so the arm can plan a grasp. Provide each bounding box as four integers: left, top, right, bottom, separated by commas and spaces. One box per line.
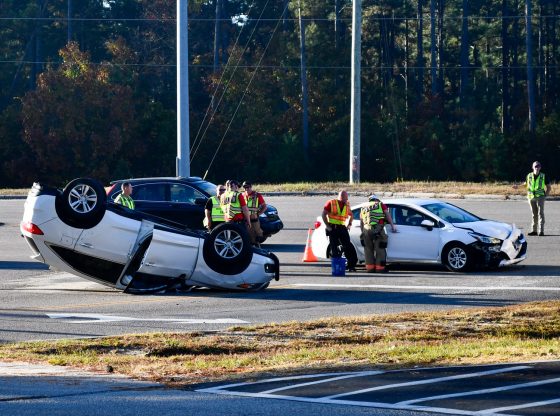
56, 178, 106, 229
203, 223, 253, 275
443, 243, 471, 272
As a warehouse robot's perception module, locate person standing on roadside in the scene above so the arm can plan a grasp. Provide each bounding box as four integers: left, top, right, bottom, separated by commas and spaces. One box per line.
242, 181, 267, 246
522, 161, 551, 236
360, 194, 397, 273
321, 190, 358, 272
114, 182, 135, 210
220, 180, 252, 231
204, 184, 226, 230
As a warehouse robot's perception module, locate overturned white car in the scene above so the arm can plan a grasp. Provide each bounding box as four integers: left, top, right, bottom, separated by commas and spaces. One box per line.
20, 178, 279, 293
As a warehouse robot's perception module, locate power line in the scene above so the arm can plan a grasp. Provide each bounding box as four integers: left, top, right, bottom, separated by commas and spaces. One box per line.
1, 14, 560, 22
1, 60, 558, 71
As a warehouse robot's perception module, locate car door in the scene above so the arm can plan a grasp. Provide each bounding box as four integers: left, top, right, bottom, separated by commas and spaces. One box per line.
136, 228, 200, 278
386, 205, 441, 262
130, 183, 170, 219
74, 213, 141, 264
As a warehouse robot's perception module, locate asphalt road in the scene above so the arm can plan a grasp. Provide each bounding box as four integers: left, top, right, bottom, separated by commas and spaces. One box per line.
1, 196, 559, 343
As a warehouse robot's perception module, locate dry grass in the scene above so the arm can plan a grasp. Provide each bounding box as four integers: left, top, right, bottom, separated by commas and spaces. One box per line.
2, 181, 557, 197
1, 301, 559, 386
256, 181, 559, 197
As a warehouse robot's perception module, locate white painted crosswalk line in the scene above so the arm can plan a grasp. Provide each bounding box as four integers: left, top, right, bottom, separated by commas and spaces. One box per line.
322, 365, 531, 400
260, 371, 384, 394
476, 397, 560, 414
398, 376, 560, 405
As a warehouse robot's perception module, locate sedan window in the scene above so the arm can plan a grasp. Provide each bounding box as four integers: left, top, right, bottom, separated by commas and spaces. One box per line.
390, 206, 434, 227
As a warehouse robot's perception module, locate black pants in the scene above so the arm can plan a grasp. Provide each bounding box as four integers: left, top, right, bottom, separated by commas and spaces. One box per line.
328, 225, 357, 268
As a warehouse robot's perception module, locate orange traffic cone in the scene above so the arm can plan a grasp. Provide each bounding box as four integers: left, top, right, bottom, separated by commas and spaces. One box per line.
302, 228, 318, 262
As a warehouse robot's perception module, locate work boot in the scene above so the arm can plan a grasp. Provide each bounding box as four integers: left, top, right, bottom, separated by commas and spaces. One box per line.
528, 231, 537, 236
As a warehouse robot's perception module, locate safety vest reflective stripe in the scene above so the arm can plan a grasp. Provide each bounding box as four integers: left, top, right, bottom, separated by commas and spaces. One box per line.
327, 199, 350, 225
360, 202, 384, 225
221, 191, 242, 220
116, 194, 135, 209
527, 173, 546, 199
246, 193, 260, 215
210, 196, 225, 222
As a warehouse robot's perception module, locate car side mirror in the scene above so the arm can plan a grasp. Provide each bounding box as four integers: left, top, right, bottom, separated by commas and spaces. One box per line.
420, 219, 435, 231
194, 197, 207, 206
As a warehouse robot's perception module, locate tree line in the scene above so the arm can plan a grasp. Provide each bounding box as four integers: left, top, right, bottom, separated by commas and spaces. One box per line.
1, 0, 559, 188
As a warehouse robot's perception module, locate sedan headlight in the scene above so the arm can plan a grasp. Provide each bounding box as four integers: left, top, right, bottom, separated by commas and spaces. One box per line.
469, 232, 502, 245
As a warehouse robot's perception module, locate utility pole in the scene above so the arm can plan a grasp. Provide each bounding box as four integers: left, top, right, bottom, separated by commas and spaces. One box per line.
177, 0, 191, 177
350, 0, 361, 183
67, 0, 72, 42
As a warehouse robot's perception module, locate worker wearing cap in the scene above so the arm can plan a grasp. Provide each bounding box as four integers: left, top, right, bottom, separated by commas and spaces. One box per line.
360, 194, 397, 273
322, 190, 358, 272
204, 184, 226, 230
524, 161, 551, 236
242, 181, 267, 245
220, 180, 252, 230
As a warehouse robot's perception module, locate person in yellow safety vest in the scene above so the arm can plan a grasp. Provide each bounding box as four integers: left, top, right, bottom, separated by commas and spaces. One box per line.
114, 182, 135, 209
220, 180, 252, 230
360, 194, 397, 273
321, 190, 358, 272
204, 184, 226, 230
242, 181, 267, 246
524, 161, 551, 236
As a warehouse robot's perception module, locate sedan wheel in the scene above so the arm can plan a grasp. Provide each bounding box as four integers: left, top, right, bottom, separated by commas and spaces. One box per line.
444, 244, 471, 272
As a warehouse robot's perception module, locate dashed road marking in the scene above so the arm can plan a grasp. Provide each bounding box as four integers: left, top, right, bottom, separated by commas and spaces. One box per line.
46, 313, 248, 324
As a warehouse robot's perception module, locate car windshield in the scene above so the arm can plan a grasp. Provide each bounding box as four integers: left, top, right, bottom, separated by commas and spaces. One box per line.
421, 202, 481, 224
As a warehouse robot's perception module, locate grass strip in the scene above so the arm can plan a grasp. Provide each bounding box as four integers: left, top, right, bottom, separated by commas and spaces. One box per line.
2, 181, 558, 197
1, 301, 559, 386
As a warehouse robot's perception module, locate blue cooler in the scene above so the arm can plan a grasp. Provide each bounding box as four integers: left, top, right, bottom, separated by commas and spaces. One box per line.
331, 257, 346, 277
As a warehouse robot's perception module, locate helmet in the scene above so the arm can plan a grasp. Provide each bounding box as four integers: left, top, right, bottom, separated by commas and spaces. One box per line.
368, 194, 379, 201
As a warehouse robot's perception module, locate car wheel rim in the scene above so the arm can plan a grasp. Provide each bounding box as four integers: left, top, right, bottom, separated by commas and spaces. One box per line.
68, 184, 98, 214
448, 247, 467, 269
214, 229, 244, 259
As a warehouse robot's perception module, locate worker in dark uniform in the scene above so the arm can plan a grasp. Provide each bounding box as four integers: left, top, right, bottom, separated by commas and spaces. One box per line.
360, 194, 397, 273
204, 184, 226, 230
321, 190, 358, 272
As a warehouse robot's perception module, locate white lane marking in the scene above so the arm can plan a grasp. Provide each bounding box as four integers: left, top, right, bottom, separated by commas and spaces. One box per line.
292, 283, 560, 291
260, 371, 385, 394
476, 397, 560, 414
197, 371, 376, 393
46, 313, 248, 324
322, 366, 531, 400
399, 376, 560, 405
193, 390, 502, 416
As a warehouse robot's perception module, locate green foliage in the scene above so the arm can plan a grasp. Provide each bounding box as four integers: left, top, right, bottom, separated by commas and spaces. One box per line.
1, 0, 559, 186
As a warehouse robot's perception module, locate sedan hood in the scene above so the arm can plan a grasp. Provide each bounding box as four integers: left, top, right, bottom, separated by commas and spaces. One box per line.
454, 220, 513, 240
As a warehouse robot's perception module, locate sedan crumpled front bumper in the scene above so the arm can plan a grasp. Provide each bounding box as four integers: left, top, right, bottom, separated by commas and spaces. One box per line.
469, 226, 527, 268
